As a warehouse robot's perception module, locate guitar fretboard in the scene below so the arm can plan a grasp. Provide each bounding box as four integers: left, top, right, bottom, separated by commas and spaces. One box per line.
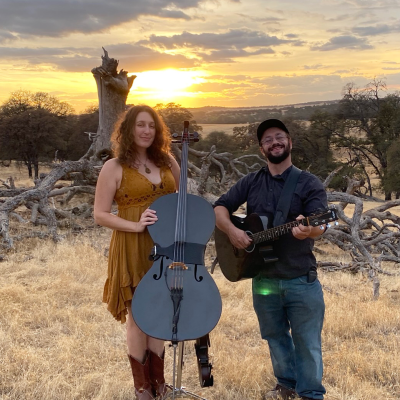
250, 219, 305, 244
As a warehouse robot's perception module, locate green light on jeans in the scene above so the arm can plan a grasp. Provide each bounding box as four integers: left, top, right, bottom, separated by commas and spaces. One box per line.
253, 281, 278, 296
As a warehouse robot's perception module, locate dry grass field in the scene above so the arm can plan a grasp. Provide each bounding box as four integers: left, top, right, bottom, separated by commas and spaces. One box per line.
0, 161, 52, 189
1, 163, 400, 400
1, 230, 399, 400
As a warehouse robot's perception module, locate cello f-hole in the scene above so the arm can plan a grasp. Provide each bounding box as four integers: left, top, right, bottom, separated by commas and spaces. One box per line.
152, 257, 164, 280
194, 265, 203, 282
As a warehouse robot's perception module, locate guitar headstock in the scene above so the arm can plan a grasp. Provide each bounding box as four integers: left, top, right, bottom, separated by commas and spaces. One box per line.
172, 120, 199, 144
306, 206, 339, 229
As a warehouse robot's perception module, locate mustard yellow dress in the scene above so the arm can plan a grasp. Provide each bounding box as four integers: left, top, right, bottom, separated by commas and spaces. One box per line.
103, 164, 176, 323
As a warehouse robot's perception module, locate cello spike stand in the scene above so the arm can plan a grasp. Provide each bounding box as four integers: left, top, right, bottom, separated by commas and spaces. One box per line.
163, 341, 208, 400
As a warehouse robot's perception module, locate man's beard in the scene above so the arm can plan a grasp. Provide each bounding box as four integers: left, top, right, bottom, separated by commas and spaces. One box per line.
266, 143, 291, 164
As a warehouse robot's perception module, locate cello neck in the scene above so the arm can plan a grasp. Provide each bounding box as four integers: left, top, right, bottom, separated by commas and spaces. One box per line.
174, 121, 190, 258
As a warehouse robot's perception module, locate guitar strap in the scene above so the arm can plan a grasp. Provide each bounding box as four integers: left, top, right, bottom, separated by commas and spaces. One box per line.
272, 166, 302, 227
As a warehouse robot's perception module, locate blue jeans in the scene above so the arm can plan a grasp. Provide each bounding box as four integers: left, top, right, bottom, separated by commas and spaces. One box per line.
252, 275, 326, 399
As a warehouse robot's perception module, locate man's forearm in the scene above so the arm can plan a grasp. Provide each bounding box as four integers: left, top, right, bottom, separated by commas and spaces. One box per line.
214, 205, 234, 233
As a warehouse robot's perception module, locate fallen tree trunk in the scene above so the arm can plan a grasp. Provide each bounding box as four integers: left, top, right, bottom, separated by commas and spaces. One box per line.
0, 160, 98, 248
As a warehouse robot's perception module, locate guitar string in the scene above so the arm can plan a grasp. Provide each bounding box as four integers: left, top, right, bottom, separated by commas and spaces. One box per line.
250, 215, 330, 243
250, 220, 299, 243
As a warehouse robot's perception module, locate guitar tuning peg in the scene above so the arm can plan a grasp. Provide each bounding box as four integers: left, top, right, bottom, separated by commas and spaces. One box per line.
334, 221, 339, 226
319, 226, 325, 230
327, 223, 331, 228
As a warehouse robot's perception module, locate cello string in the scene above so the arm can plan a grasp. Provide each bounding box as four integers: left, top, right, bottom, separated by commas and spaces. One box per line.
173, 134, 187, 290
178, 138, 188, 290
175, 135, 187, 289
181, 133, 190, 288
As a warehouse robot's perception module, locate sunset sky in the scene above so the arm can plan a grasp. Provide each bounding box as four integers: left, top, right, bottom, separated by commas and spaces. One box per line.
1, 0, 400, 113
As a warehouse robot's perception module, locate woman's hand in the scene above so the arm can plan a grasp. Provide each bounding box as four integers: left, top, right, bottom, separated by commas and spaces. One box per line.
136, 208, 158, 232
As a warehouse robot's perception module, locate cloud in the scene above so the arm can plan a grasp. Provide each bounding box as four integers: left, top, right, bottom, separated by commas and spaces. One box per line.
197, 72, 355, 100
235, 14, 284, 25
325, 10, 376, 22
206, 74, 252, 83
0, 0, 200, 38
190, 80, 252, 92
285, 33, 299, 39
0, 30, 19, 44
0, 26, 299, 71
326, 13, 356, 22
197, 47, 275, 63
333, 69, 353, 73
139, 29, 301, 62
311, 35, 373, 51
342, 0, 400, 9
179, 73, 377, 106
303, 64, 326, 70
249, 73, 373, 102
0, 43, 196, 72
353, 22, 400, 36
143, 29, 291, 50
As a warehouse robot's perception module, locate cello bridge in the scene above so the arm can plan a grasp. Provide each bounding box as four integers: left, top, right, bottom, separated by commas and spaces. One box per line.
169, 262, 188, 270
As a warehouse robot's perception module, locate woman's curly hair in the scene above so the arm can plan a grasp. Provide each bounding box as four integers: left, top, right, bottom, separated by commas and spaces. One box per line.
111, 105, 171, 168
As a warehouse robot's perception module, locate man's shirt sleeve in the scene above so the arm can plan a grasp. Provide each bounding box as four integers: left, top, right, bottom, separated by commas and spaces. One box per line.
303, 174, 328, 216
214, 173, 254, 215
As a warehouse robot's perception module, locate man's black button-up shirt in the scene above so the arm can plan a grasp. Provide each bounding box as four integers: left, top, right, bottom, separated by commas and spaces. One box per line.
214, 165, 328, 279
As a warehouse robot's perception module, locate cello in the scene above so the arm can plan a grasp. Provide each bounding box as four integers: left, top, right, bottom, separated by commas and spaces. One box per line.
131, 120, 222, 342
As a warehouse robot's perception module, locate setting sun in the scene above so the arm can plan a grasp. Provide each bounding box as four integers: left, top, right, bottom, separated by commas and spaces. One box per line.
132, 69, 206, 92
127, 69, 208, 105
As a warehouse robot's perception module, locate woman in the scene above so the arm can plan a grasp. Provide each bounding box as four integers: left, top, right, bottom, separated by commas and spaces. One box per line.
94, 105, 180, 400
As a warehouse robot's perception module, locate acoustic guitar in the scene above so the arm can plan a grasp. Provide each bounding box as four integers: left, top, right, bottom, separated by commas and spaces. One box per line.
214, 207, 338, 282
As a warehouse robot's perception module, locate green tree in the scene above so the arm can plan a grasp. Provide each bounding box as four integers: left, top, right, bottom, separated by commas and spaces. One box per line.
65, 106, 98, 160
231, 122, 259, 154
154, 103, 202, 134
296, 111, 338, 179
384, 138, 400, 197
0, 90, 75, 177
0, 109, 68, 178
1, 90, 74, 117
334, 80, 400, 199
193, 131, 238, 154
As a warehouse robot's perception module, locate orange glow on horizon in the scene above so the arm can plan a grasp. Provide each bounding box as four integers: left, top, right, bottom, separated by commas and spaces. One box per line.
128, 69, 207, 105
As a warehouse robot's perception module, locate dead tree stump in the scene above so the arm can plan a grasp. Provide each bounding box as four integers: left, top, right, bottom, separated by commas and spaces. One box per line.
91, 48, 136, 159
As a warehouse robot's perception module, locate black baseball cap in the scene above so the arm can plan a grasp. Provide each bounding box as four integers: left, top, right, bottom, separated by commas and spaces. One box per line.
257, 119, 290, 143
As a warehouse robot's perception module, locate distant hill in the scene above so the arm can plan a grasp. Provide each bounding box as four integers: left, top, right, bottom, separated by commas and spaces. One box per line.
188, 100, 340, 124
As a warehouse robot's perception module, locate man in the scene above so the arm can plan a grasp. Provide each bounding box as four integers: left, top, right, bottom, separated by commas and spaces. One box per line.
214, 119, 327, 400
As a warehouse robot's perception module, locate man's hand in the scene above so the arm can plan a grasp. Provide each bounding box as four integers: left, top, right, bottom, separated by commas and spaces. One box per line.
292, 214, 312, 240
227, 225, 252, 249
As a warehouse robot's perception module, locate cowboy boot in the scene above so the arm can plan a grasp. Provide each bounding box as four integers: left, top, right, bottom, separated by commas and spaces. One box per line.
263, 384, 297, 400
127, 352, 155, 400
149, 349, 168, 399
